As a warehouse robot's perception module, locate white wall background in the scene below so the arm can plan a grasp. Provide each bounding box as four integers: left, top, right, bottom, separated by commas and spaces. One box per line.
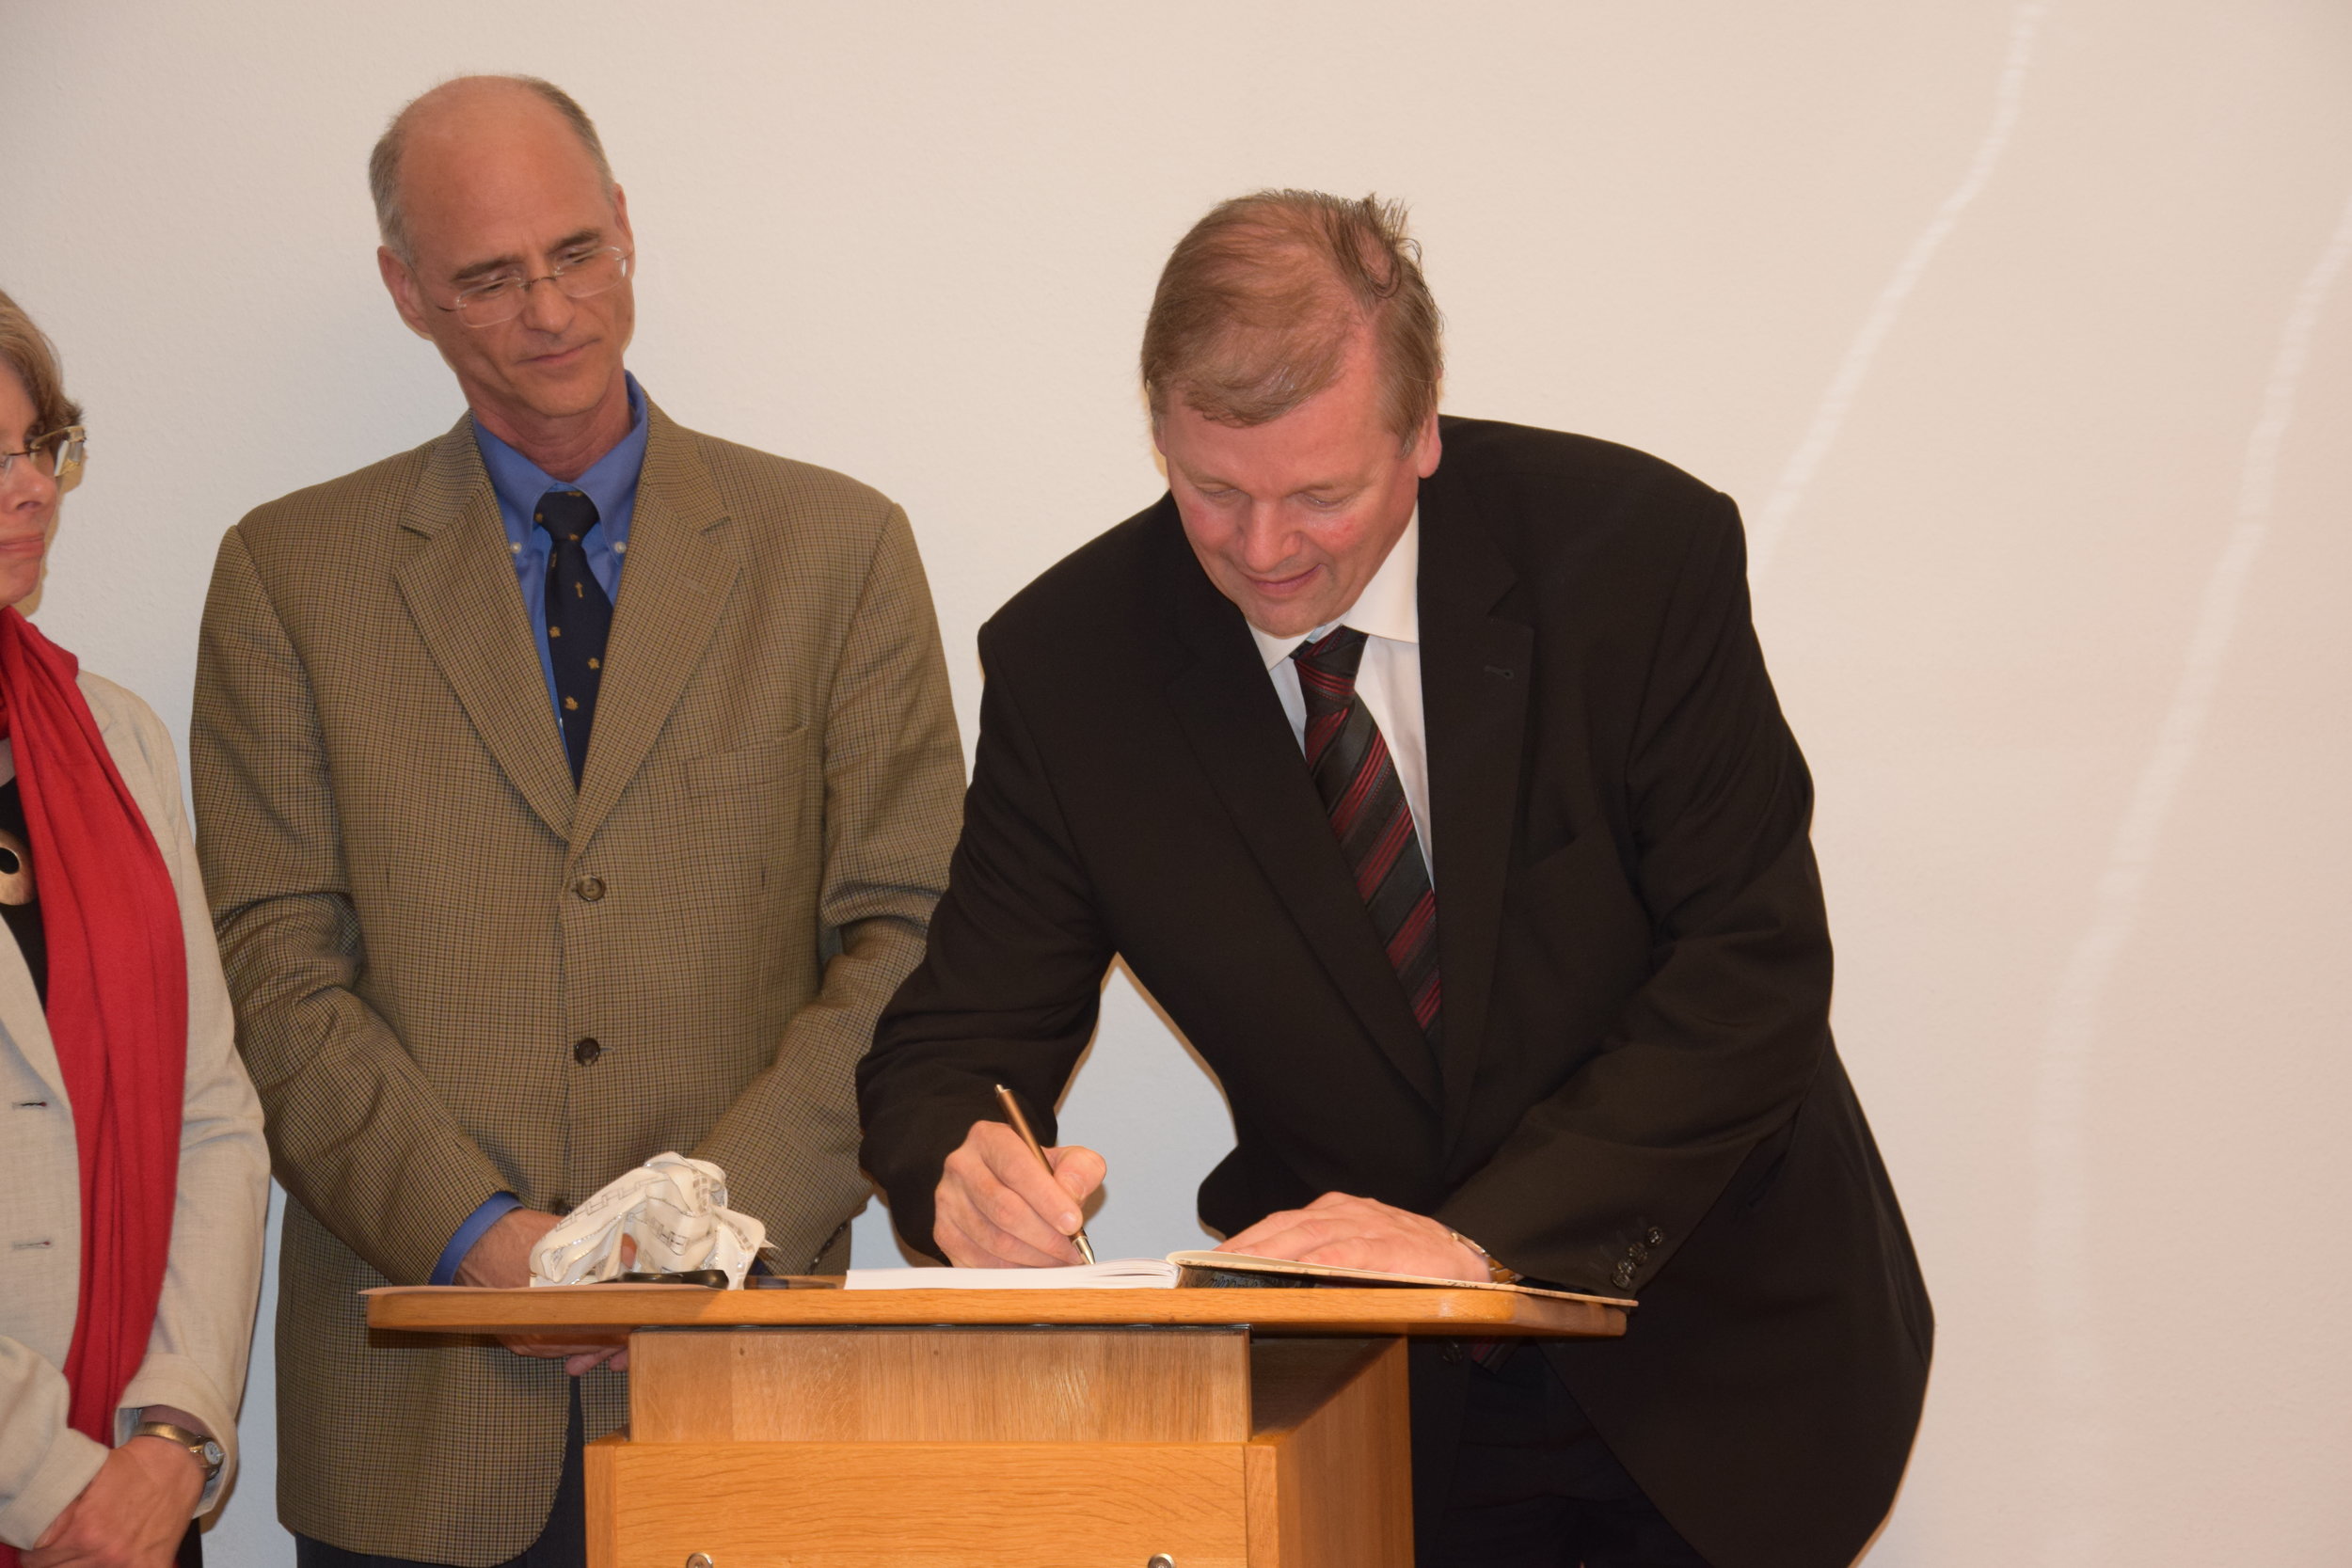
5, 2, 2349, 1562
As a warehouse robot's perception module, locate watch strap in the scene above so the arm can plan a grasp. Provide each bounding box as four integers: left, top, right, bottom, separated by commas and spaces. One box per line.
133, 1420, 223, 1483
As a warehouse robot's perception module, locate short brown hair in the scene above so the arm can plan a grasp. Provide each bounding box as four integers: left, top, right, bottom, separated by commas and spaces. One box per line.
369, 75, 615, 261
0, 287, 82, 435
1141, 190, 1441, 446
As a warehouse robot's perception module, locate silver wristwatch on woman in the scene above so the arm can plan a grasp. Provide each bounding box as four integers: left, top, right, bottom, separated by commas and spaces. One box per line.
132, 1420, 225, 1487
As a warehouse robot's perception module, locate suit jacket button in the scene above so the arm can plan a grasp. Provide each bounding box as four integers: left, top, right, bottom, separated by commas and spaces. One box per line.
573, 875, 606, 902
573, 1037, 601, 1066
1646, 1227, 1665, 1246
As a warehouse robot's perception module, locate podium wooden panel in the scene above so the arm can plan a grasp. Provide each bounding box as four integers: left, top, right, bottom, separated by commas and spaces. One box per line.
369, 1285, 1624, 1567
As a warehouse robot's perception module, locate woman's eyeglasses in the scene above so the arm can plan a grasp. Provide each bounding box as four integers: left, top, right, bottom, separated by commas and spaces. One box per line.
0, 426, 87, 491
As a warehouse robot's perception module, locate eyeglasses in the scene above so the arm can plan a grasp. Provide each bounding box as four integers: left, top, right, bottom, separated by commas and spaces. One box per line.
0, 426, 86, 492
430, 246, 633, 328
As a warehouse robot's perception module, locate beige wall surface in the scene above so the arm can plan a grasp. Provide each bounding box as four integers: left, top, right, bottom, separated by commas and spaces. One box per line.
5, 2, 2348, 1562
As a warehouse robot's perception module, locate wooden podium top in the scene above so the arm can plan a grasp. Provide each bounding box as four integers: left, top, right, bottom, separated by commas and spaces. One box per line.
366, 1283, 1625, 1338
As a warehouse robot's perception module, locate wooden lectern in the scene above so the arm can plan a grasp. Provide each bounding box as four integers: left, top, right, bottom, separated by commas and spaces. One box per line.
369, 1283, 1623, 1568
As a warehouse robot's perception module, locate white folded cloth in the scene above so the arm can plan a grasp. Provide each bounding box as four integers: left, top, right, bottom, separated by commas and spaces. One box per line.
527, 1152, 767, 1289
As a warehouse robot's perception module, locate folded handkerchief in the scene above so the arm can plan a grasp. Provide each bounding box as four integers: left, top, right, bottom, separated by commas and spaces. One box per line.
528, 1152, 766, 1289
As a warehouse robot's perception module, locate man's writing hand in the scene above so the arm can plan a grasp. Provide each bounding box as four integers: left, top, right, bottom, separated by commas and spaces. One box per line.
24, 1431, 205, 1568
456, 1206, 632, 1373
1216, 1192, 1487, 1281
934, 1118, 1106, 1268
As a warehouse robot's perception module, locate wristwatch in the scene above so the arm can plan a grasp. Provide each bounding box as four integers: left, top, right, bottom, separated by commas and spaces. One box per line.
133, 1420, 224, 1488
1448, 1230, 1524, 1286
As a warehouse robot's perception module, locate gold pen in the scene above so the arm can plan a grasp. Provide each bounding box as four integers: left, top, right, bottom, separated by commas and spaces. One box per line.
993, 1084, 1096, 1265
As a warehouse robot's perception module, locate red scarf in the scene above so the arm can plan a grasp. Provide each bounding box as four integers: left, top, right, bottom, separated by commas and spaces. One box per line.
0, 610, 186, 1465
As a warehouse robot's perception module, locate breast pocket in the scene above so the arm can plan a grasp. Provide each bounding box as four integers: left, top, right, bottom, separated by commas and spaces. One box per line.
685, 729, 817, 898
1503, 832, 1650, 983
690, 728, 807, 801
1513, 832, 1616, 913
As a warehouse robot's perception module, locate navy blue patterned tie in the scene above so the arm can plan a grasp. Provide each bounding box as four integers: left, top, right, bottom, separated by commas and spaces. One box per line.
535, 488, 611, 785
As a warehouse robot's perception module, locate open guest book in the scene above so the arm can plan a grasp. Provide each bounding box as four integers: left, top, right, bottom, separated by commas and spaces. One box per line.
836, 1250, 1636, 1308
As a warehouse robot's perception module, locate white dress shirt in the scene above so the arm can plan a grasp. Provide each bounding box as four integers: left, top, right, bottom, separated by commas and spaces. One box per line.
1248, 508, 1434, 883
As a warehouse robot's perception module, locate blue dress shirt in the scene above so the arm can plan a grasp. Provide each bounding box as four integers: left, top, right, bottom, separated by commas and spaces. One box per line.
429, 375, 651, 1288
473, 372, 649, 728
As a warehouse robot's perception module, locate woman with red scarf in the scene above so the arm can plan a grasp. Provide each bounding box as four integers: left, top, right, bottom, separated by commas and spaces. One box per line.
0, 291, 266, 1568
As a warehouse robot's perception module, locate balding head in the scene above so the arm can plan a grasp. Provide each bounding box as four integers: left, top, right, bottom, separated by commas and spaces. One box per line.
369, 73, 637, 474
370, 75, 614, 262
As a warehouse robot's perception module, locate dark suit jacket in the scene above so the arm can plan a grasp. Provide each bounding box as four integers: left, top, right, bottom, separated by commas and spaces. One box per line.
858, 417, 1931, 1568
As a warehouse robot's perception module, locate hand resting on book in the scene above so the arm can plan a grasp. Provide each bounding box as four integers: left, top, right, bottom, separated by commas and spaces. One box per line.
1215, 1192, 1487, 1282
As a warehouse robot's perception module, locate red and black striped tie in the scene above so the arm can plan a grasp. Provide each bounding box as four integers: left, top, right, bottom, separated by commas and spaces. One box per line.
1294, 626, 1441, 1047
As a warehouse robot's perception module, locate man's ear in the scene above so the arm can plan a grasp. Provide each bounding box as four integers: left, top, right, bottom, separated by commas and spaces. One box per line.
377, 246, 434, 341
610, 184, 634, 251
1412, 406, 1443, 479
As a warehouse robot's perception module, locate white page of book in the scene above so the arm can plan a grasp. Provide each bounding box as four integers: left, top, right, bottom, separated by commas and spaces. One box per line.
841, 1259, 1181, 1290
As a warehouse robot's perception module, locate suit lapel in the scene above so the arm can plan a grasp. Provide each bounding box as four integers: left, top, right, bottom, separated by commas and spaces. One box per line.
0, 937, 60, 1101
0, 746, 62, 1102
394, 419, 577, 842
568, 405, 739, 851
1419, 472, 1534, 1136
1156, 511, 1443, 1109
0, 685, 199, 1105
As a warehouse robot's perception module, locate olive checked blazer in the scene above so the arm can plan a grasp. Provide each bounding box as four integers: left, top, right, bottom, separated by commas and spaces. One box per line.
192, 404, 963, 1563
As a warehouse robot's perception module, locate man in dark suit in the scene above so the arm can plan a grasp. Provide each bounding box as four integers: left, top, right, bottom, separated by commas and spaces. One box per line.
856, 190, 1930, 1568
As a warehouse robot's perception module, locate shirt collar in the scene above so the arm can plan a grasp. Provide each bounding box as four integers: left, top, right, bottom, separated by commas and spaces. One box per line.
474, 372, 649, 546
1249, 506, 1422, 671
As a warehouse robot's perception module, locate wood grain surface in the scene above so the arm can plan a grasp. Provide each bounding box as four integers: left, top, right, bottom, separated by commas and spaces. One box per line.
593, 1438, 1250, 1568
630, 1327, 1251, 1443
577, 1329, 1425, 1564
364, 1284, 1625, 1338
1245, 1338, 1414, 1568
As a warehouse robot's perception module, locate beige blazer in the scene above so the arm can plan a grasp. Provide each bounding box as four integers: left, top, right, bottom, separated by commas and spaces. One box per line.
191, 404, 963, 1562
0, 671, 269, 1549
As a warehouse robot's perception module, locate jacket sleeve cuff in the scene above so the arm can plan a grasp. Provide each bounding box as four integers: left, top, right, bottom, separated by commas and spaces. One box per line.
0, 1423, 105, 1550
433, 1193, 523, 1286
116, 1354, 241, 1514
